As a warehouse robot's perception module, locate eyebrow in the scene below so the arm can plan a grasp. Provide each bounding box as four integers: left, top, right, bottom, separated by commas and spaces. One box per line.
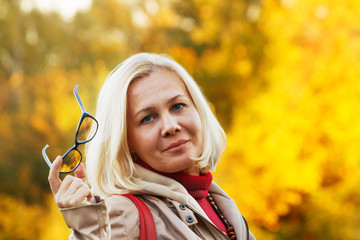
133, 94, 187, 118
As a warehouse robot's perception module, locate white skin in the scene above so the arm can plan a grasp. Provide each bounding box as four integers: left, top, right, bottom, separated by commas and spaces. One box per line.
127, 68, 204, 176
48, 68, 204, 208
48, 158, 93, 208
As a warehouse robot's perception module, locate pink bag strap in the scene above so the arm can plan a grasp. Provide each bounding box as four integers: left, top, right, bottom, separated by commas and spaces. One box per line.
122, 194, 157, 240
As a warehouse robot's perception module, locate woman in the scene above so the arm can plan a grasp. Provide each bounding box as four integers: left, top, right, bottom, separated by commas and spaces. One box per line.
48, 53, 256, 239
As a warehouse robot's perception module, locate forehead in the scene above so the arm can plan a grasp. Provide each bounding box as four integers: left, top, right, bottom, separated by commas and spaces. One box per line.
127, 69, 190, 105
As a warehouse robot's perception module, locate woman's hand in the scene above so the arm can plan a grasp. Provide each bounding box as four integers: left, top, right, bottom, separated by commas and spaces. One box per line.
48, 156, 93, 208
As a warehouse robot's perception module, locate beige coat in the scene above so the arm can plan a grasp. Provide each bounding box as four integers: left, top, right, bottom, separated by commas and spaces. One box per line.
61, 165, 256, 240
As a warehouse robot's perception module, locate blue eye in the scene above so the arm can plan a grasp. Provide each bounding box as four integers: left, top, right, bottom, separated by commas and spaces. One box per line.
141, 115, 153, 123
173, 103, 185, 111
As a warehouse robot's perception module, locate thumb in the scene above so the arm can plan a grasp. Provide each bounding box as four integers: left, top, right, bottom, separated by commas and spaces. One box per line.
48, 156, 63, 195
74, 162, 87, 183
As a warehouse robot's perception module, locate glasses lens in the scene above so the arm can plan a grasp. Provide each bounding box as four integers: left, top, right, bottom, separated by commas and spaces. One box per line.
61, 149, 81, 172
77, 116, 97, 142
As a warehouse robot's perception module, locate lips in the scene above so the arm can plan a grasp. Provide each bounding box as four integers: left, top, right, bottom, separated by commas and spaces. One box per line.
162, 139, 189, 152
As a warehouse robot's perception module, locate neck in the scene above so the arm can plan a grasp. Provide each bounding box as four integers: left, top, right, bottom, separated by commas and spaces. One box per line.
180, 164, 200, 176
135, 160, 212, 199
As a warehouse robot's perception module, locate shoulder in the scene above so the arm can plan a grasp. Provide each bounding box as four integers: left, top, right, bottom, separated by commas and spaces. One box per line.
105, 194, 141, 239
106, 194, 139, 210
105, 195, 139, 217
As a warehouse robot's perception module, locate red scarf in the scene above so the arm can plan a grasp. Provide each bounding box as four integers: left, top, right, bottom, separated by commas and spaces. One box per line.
136, 161, 228, 236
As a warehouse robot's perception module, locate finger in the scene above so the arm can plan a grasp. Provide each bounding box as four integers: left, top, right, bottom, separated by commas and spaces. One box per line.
55, 176, 84, 207
77, 196, 92, 206
74, 162, 87, 183
58, 175, 82, 196
57, 183, 92, 208
48, 156, 63, 195
75, 184, 93, 202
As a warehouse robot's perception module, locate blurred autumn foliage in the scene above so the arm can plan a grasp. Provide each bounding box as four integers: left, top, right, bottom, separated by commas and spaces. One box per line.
1, 0, 360, 239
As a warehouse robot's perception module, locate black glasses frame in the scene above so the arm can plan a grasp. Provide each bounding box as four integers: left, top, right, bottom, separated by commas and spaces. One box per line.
42, 84, 98, 173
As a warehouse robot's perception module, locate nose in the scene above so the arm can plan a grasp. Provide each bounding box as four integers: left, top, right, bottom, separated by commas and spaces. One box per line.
161, 114, 181, 137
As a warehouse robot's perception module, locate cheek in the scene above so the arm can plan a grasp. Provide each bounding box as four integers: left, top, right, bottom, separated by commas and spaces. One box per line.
193, 109, 202, 128
131, 128, 158, 156
189, 111, 203, 140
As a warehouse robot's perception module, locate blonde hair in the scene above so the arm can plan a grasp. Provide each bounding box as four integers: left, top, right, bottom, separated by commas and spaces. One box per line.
86, 53, 227, 197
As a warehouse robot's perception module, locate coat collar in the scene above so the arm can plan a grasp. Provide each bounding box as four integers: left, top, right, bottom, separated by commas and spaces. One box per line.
132, 164, 249, 239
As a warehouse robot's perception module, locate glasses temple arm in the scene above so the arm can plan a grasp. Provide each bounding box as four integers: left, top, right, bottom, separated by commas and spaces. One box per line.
73, 84, 86, 113
42, 144, 53, 168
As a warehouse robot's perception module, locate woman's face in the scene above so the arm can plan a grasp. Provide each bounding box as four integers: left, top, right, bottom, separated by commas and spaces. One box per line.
127, 68, 203, 175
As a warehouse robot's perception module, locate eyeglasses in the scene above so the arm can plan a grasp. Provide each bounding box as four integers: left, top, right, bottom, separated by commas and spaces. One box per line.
42, 85, 99, 173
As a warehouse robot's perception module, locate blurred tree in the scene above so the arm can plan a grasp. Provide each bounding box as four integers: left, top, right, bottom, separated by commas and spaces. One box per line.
1, 0, 360, 239
0, 193, 70, 240
215, 0, 360, 239
1, 0, 261, 203
132, 0, 267, 126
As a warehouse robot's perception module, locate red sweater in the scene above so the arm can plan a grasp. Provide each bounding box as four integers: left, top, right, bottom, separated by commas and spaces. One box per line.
136, 161, 228, 236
